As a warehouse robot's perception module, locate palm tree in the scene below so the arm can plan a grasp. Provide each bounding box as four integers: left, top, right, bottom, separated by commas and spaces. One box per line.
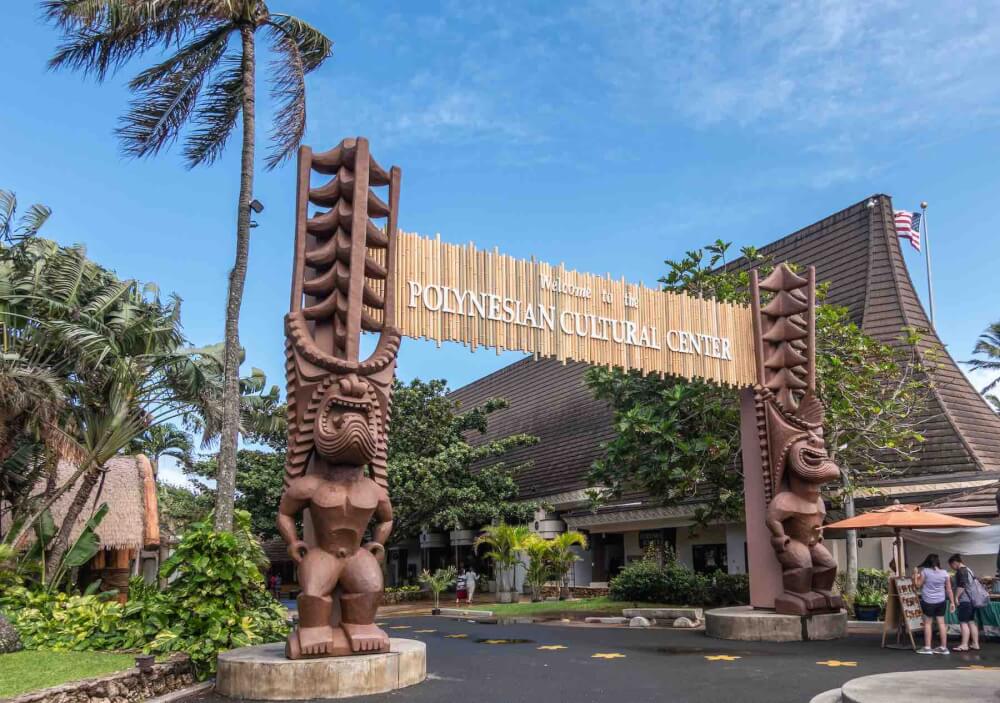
966, 322, 1000, 395
45, 1, 333, 532
474, 523, 531, 604
0, 231, 217, 575
129, 424, 194, 477
522, 534, 554, 602
547, 531, 588, 600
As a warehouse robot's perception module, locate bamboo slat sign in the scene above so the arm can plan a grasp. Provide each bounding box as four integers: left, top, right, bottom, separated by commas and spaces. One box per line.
391, 231, 756, 387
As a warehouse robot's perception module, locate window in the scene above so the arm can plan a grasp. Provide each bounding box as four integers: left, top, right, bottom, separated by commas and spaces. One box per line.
692, 544, 728, 574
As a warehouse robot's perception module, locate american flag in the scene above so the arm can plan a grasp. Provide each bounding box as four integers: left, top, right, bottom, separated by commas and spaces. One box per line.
894, 210, 921, 252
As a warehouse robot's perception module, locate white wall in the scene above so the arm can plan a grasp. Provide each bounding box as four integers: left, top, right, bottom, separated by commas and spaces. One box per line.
725, 524, 747, 574
675, 524, 727, 570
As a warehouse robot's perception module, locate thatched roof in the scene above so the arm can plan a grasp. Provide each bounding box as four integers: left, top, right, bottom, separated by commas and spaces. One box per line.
3, 455, 159, 552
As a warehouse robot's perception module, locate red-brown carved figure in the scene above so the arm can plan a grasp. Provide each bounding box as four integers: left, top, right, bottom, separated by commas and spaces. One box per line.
750, 264, 845, 616
280, 137, 402, 658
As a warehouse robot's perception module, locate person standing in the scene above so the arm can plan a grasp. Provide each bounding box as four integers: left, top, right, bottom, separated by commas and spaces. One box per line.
948, 554, 982, 651
455, 563, 468, 605
913, 554, 955, 655
464, 565, 478, 605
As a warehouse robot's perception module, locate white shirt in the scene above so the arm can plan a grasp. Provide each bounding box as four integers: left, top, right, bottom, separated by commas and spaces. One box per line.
464, 570, 477, 588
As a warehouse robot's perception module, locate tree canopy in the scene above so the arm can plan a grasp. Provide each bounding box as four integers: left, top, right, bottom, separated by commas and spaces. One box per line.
386, 379, 539, 540
586, 241, 931, 532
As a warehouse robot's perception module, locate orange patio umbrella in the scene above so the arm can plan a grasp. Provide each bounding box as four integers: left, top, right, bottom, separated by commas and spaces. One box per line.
824, 504, 987, 577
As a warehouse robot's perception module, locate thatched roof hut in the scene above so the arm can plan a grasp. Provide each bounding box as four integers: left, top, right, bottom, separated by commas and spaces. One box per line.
2, 454, 159, 552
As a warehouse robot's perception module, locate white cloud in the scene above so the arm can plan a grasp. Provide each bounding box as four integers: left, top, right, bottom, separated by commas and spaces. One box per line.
578, 0, 1000, 136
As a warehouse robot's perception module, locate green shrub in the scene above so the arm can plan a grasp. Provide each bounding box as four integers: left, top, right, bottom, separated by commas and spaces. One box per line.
705, 571, 749, 606
608, 557, 749, 606
0, 510, 287, 677
609, 559, 668, 601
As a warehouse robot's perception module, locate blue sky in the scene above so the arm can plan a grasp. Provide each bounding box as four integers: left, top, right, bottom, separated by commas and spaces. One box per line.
3, 2, 1000, 483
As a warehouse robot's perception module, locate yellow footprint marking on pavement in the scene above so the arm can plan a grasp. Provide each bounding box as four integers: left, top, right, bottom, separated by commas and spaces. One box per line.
537, 645, 567, 651
592, 652, 626, 659
960, 665, 1000, 670
445, 634, 468, 639
413, 629, 436, 633
705, 655, 741, 661
482, 639, 514, 644
816, 660, 857, 667
389, 625, 411, 630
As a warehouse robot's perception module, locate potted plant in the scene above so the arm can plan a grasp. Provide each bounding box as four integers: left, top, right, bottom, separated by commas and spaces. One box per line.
475, 523, 530, 604
523, 534, 555, 602
547, 531, 588, 600
419, 566, 456, 615
853, 588, 883, 621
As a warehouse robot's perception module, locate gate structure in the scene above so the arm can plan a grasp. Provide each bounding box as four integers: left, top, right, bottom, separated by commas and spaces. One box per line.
278, 137, 845, 659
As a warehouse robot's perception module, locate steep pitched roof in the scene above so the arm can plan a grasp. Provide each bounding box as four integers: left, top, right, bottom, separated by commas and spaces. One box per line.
727, 194, 1000, 480
450, 195, 1000, 500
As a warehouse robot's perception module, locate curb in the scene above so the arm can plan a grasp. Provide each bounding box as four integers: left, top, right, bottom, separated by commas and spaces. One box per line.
145, 681, 215, 703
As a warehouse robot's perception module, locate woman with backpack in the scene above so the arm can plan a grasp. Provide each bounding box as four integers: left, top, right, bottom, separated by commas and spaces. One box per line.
949, 554, 985, 651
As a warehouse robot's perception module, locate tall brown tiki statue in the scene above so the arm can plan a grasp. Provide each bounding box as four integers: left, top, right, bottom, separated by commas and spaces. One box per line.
280, 137, 402, 659
750, 264, 845, 616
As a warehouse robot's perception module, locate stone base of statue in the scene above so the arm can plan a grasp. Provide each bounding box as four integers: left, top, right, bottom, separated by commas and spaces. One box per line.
216, 639, 426, 700
705, 606, 847, 642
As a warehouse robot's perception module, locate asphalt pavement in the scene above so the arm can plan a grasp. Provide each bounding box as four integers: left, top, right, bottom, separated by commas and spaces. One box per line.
196, 615, 1000, 703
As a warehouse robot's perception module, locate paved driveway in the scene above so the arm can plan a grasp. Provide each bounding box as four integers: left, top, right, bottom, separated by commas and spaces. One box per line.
200, 615, 1000, 703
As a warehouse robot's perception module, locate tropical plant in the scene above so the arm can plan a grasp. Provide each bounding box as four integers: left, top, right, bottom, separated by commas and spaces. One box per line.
966, 321, 1000, 395
128, 424, 194, 477
0, 189, 50, 246
547, 531, 588, 599
521, 535, 554, 602
45, 0, 334, 533
474, 523, 530, 602
1, 510, 286, 677
418, 566, 456, 610
0, 218, 231, 578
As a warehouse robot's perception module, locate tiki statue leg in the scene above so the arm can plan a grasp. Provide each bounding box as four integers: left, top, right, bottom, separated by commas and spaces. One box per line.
339, 549, 389, 653
774, 540, 824, 615
810, 542, 844, 610
288, 548, 348, 658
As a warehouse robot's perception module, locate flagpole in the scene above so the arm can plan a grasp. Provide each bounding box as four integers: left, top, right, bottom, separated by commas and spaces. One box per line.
921, 200, 935, 327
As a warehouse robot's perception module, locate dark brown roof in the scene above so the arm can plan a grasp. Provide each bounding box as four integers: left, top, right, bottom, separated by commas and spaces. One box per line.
448, 358, 613, 500
924, 482, 1000, 517
449, 195, 1000, 500
727, 194, 1000, 479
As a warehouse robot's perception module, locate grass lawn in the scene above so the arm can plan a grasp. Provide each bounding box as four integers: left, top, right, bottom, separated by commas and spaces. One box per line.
477, 597, 681, 617
0, 650, 136, 698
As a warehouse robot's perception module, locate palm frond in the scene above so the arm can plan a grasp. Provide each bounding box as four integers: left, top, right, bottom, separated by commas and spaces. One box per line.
17, 204, 53, 239
0, 190, 16, 242
117, 27, 230, 159
263, 15, 333, 170
46, 1, 207, 81
183, 53, 242, 167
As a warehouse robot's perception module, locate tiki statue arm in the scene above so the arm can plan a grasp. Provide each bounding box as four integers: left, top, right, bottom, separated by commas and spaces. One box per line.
765, 501, 791, 553
278, 489, 309, 564
363, 486, 393, 563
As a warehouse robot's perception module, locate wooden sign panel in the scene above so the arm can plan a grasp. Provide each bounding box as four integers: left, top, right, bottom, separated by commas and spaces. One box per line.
390, 232, 756, 387
882, 576, 922, 649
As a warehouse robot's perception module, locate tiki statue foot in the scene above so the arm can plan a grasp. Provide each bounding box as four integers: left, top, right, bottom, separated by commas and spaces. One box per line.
342, 622, 390, 653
